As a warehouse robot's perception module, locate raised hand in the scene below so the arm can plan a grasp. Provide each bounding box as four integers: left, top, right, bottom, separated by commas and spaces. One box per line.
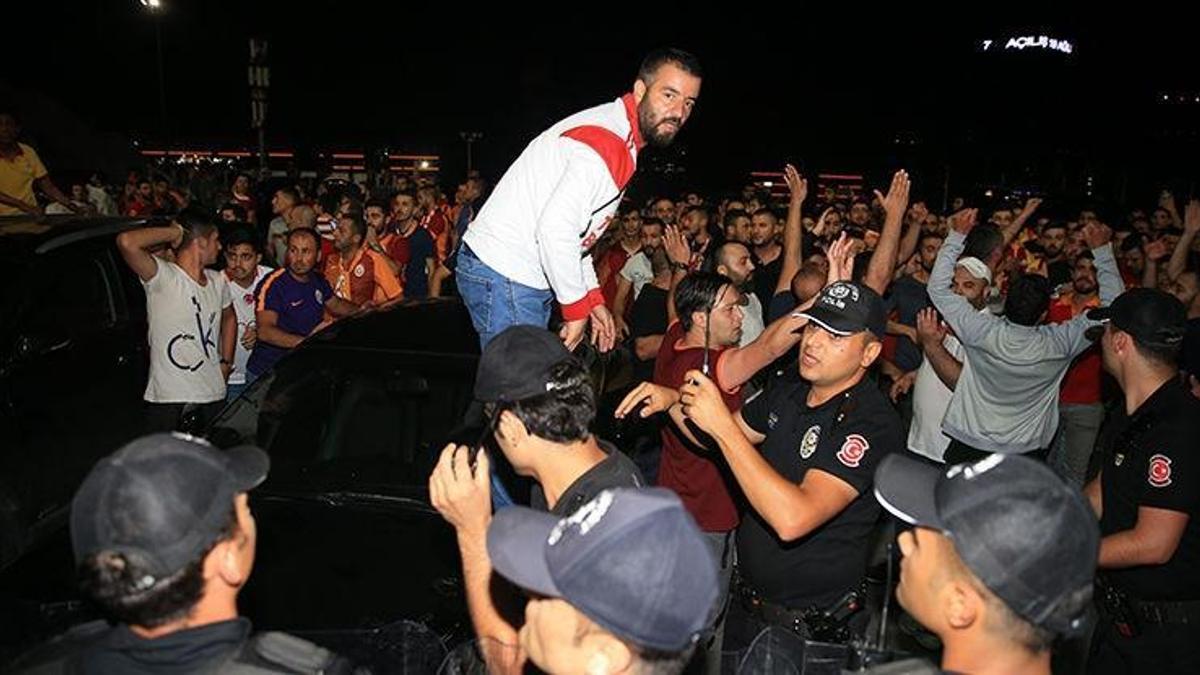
874, 170, 911, 224
1082, 221, 1113, 250
784, 164, 808, 206
915, 307, 947, 350
663, 225, 691, 267
1144, 238, 1170, 262
1184, 199, 1200, 235
948, 208, 978, 235
825, 232, 856, 285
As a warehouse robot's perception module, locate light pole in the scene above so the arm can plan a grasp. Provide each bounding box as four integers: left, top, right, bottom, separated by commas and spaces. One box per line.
459, 131, 482, 174
248, 39, 270, 178
139, 0, 167, 139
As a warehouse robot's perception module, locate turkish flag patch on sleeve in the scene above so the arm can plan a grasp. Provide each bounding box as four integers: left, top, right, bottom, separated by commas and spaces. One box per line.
1148, 454, 1173, 488
837, 434, 870, 468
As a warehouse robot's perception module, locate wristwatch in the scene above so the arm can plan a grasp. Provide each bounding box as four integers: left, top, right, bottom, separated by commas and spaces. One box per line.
670, 261, 689, 272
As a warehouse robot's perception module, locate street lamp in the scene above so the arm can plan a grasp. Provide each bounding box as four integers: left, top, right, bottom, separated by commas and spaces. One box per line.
139, 0, 167, 139
459, 131, 483, 174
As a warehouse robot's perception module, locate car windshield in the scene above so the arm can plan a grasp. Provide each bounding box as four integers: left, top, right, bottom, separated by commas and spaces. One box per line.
208, 347, 480, 491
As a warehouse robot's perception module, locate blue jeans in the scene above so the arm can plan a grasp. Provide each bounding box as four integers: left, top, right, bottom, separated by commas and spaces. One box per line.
225, 369, 261, 404
225, 381, 249, 403
455, 245, 551, 508
455, 245, 554, 349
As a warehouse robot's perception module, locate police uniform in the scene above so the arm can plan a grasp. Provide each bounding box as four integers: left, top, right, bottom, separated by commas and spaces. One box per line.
1090, 376, 1200, 674
730, 369, 902, 644
8, 618, 363, 674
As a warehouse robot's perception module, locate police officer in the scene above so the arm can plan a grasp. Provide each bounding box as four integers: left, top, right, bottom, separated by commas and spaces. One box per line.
9, 433, 360, 674
676, 280, 903, 649
1085, 288, 1200, 674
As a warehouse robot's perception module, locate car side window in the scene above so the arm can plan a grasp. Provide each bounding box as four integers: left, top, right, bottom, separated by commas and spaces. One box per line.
23, 252, 114, 338
215, 351, 477, 485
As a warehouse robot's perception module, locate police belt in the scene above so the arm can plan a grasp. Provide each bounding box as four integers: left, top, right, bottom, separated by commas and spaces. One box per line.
733, 573, 866, 643
1097, 575, 1200, 630
1128, 597, 1200, 626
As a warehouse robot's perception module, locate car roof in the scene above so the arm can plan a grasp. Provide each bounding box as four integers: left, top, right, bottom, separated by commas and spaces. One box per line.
0, 215, 162, 255
301, 298, 483, 358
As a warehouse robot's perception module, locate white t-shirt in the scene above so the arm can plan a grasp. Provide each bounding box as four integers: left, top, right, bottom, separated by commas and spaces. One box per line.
908, 308, 990, 461
267, 217, 289, 266
223, 265, 273, 386
142, 261, 232, 403
618, 252, 653, 300
738, 292, 765, 347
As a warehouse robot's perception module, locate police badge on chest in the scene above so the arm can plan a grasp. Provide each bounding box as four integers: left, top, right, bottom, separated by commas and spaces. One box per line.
799, 425, 821, 460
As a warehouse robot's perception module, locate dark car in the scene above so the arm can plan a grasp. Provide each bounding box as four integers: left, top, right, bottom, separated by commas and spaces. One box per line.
0, 216, 156, 568
0, 241, 640, 670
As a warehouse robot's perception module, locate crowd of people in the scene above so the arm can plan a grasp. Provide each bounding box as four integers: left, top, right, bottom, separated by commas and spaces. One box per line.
4, 47, 1200, 675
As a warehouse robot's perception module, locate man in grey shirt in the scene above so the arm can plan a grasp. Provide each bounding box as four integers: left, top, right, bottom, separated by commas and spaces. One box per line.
928, 209, 1123, 464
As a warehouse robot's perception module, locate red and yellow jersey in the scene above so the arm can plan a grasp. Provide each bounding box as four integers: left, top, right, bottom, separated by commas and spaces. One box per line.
324, 247, 403, 305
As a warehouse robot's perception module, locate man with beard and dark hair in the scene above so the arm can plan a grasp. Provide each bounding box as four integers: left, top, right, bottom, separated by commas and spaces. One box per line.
458, 48, 702, 351
652, 197, 677, 227
680, 205, 715, 269
324, 210, 402, 307
724, 208, 752, 245
1046, 252, 1104, 488
705, 241, 762, 346
1038, 221, 1071, 288
247, 228, 360, 379
749, 208, 783, 310
611, 218, 666, 336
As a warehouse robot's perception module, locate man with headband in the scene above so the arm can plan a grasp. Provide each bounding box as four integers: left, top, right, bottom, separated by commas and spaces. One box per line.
907, 256, 992, 463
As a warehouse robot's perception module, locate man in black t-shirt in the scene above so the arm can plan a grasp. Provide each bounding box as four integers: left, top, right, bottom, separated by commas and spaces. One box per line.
629, 247, 672, 383
1039, 221, 1072, 288
1084, 288, 1200, 675
429, 325, 643, 673
674, 280, 902, 648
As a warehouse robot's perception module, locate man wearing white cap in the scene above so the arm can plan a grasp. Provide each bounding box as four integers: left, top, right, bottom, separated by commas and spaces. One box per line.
929, 210, 1124, 463
907, 256, 991, 462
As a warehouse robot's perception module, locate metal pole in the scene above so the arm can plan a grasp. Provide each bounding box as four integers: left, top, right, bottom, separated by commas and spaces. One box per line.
258, 126, 267, 179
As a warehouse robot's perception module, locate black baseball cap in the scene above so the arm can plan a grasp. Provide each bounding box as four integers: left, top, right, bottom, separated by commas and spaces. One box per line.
1086, 287, 1186, 349
474, 325, 574, 403
487, 487, 718, 652
874, 453, 1098, 636
71, 433, 269, 582
796, 280, 887, 339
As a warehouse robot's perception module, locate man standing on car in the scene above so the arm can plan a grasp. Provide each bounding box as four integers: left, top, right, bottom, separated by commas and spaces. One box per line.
457, 48, 702, 351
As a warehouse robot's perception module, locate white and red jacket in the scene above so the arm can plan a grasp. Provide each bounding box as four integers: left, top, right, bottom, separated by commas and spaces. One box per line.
462, 94, 645, 321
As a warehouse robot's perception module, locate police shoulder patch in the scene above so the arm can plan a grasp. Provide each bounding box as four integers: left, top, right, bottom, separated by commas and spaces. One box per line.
1148, 453, 1172, 488
836, 434, 869, 468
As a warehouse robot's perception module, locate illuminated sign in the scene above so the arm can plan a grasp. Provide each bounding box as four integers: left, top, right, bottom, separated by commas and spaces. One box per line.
980, 35, 1074, 55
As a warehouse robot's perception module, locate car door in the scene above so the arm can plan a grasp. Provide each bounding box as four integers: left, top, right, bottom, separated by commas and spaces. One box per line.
0, 241, 146, 565
205, 347, 480, 638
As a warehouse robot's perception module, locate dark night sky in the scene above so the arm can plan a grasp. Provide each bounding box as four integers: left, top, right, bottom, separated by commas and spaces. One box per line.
5, 2, 1198, 200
